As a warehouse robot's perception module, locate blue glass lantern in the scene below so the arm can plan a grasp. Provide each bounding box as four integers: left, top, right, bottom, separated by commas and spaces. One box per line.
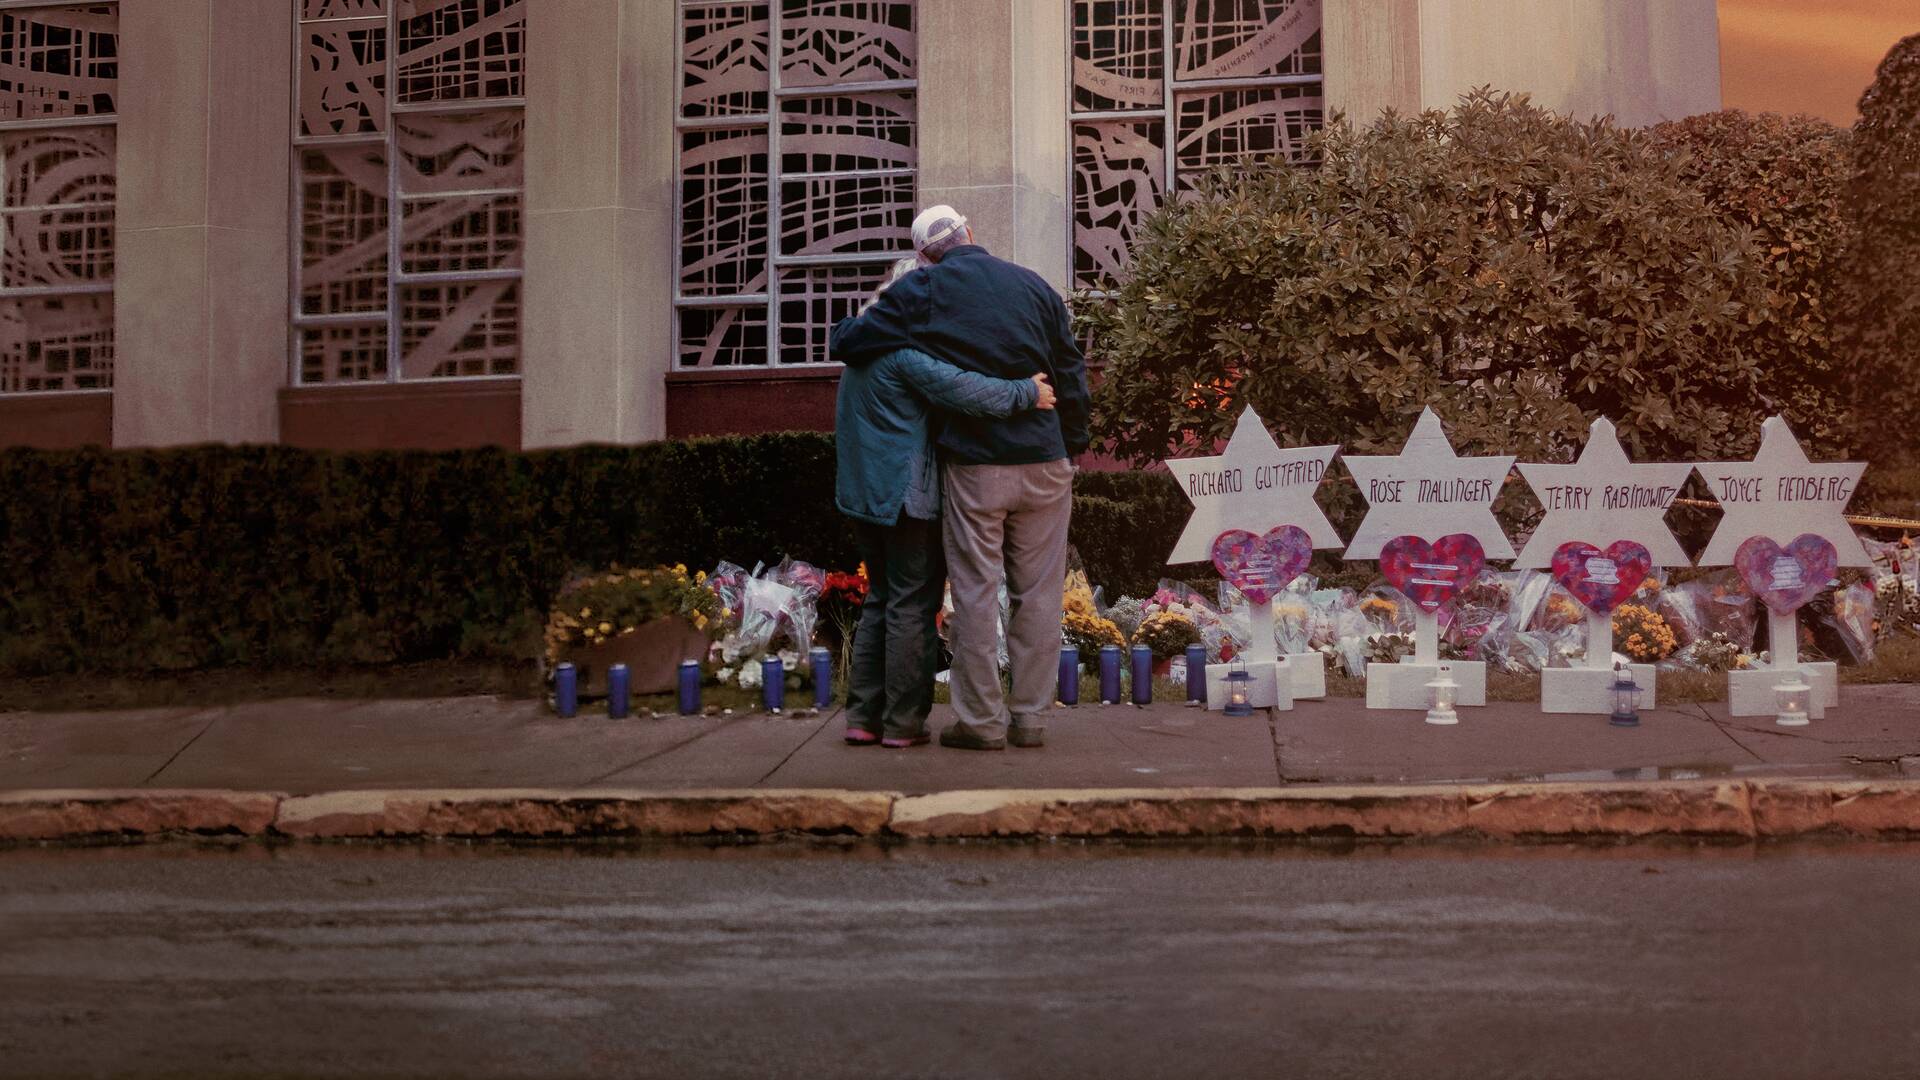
1223, 658, 1253, 717
1609, 664, 1642, 728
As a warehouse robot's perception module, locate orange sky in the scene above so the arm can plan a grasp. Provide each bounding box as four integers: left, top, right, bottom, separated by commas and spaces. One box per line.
1719, 0, 1918, 125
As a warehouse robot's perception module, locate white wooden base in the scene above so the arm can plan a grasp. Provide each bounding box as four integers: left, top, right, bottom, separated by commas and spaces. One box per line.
1365, 660, 1487, 711
1810, 661, 1839, 710
1540, 664, 1658, 714
1205, 660, 1294, 712
1284, 652, 1326, 699
1727, 662, 1837, 718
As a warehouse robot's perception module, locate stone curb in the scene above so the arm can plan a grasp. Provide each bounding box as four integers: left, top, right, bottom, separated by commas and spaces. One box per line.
0, 789, 282, 841
272, 789, 894, 839
2, 781, 1919, 844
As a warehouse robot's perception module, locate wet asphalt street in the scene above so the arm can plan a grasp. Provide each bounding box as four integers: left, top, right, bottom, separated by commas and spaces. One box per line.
3, 841, 1918, 1080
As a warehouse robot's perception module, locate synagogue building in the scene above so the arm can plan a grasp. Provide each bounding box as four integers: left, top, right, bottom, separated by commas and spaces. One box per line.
0, 0, 1720, 452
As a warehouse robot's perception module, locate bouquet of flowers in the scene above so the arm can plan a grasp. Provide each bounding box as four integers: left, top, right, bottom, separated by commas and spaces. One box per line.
1828, 581, 1878, 664
1866, 539, 1920, 641
1656, 570, 1757, 651
713, 646, 811, 693
1064, 608, 1126, 663
1105, 596, 1149, 641
1445, 571, 1514, 664
1669, 630, 1756, 672
1064, 567, 1101, 621
820, 565, 870, 670
703, 559, 826, 690
1133, 609, 1202, 659
1145, 580, 1236, 662
1357, 588, 1409, 633
1261, 576, 1316, 655
1613, 602, 1678, 664
1365, 631, 1414, 667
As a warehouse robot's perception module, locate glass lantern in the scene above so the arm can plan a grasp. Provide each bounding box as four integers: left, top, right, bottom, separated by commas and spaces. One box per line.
1609, 664, 1642, 728
1424, 664, 1459, 726
1774, 671, 1812, 727
1224, 659, 1253, 717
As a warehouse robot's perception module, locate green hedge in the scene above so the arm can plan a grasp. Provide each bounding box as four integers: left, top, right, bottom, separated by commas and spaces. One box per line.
0, 436, 853, 675
1068, 470, 1196, 600
0, 436, 1185, 676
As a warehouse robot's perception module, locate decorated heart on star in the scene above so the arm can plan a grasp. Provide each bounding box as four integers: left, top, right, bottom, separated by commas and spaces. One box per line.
1211, 525, 1314, 605
1735, 534, 1839, 615
1378, 534, 1487, 611
1550, 540, 1652, 615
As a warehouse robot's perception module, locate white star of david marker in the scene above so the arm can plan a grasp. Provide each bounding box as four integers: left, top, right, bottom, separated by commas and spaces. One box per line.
1163, 406, 1341, 565
1512, 417, 1692, 569
1695, 415, 1870, 567
1342, 406, 1516, 561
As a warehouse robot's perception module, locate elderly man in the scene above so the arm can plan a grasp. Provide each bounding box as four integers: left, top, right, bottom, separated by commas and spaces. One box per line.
828, 205, 1091, 750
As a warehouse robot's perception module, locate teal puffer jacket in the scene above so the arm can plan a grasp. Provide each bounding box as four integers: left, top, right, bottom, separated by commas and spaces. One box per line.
834, 347, 1037, 527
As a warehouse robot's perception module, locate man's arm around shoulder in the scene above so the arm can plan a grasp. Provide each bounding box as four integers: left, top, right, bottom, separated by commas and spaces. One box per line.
891, 350, 1039, 419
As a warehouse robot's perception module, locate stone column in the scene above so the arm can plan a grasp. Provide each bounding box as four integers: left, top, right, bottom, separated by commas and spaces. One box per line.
917, 0, 1071, 292
1324, 0, 1423, 125
520, 0, 675, 447
113, 0, 291, 446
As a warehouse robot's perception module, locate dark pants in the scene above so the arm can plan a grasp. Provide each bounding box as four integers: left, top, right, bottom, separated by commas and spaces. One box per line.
845, 513, 946, 739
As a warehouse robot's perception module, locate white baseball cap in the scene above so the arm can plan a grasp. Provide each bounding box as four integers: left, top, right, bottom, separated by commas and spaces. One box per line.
911, 204, 968, 253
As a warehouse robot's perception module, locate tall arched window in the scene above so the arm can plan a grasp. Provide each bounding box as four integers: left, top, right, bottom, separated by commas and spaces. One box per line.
292, 0, 526, 384
675, 1, 918, 368
0, 2, 116, 396
1069, 0, 1322, 290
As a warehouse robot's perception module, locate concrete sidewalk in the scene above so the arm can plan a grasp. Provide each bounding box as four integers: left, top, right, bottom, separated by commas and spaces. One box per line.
4, 686, 1917, 796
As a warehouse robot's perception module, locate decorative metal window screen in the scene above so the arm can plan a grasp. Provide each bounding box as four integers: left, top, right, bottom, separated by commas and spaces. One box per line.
292, 0, 524, 384
1069, 0, 1322, 290
0, 2, 116, 395
675, 1, 917, 368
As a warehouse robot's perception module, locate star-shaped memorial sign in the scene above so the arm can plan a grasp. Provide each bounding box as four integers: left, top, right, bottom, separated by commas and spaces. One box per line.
1164, 406, 1341, 565
1513, 417, 1691, 569
1695, 416, 1870, 568
1342, 407, 1516, 561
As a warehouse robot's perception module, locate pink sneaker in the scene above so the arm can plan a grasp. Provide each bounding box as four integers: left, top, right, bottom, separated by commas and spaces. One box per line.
880, 731, 931, 749
844, 728, 881, 746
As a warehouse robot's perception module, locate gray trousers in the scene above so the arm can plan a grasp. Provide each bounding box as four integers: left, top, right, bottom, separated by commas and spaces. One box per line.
845, 513, 946, 740
941, 459, 1074, 740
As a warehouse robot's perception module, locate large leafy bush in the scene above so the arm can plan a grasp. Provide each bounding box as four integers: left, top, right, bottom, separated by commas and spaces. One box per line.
1650, 110, 1854, 455
1079, 91, 1803, 467
1841, 33, 1920, 455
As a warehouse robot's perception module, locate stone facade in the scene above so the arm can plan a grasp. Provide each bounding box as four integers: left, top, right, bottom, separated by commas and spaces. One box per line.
0, 0, 1720, 451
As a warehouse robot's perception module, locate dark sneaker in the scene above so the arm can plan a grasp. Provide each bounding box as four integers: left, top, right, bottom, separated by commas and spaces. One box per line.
938, 724, 1007, 751
844, 727, 881, 746
1008, 723, 1045, 749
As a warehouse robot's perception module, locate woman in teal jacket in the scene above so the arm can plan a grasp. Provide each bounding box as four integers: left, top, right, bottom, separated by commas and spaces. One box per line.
834, 260, 1056, 748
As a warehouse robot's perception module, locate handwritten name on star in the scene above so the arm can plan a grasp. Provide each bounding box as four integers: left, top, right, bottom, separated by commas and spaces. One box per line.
1536, 483, 1681, 513
1185, 457, 1324, 501
1708, 474, 1857, 505
1364, 476, 1495, 505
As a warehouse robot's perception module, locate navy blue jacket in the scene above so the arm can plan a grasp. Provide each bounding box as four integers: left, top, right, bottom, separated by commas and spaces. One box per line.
828, 246, 1091, 465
